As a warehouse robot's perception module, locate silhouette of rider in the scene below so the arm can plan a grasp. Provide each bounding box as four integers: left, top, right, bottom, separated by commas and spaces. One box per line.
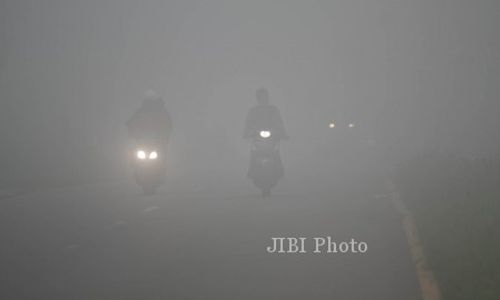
243, 88, 287, 180
243, 88, 288, 140
126, 90, 172, 144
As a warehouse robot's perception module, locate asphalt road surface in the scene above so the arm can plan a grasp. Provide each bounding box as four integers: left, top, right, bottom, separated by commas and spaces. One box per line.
1, 173, 421, 300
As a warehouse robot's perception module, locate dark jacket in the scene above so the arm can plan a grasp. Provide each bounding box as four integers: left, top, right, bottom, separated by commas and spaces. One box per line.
243, 104, 288, 140
126, 99, 172, 142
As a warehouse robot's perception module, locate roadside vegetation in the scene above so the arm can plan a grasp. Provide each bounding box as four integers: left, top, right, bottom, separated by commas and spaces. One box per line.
393, 151, 500, 300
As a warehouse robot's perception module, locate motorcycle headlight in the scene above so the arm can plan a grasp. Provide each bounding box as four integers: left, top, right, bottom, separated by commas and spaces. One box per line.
260, 130, 271, 138
149, 151, 158, 160
136, 150, 146, 160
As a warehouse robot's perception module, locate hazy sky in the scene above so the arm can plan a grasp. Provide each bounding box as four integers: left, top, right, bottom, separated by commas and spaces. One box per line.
1, 0, 499, 183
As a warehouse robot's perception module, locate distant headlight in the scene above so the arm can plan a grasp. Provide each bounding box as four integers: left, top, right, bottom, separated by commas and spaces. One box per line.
329, 122, 335, 128
260, 131, 271, 138
137, 150, 146, 160
348, 123, 355, 128
149, 151, 158, 160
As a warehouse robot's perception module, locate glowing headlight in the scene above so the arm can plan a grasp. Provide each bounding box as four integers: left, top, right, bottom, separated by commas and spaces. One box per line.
149, 151, 158, 160
348, 123, 355, 128
260, 131, 271, 138
329, 122, 335, 128
136, 150, 146, 160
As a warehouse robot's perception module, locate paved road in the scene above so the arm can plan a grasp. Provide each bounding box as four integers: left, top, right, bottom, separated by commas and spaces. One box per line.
0, 174, 421, 300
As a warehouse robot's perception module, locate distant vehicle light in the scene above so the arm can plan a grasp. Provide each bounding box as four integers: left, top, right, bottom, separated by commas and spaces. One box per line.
348, 123, 355, 128
260, 131, 271, 138
137, 150, 146, 160
329, 122, 335, 128
149, 151, 158, 160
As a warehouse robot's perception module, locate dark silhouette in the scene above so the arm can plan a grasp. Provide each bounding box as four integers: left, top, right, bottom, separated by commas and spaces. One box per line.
243, 88, 288, 196
126, 90, 172, 195
126, 90, 172, 144
243, 88, 288, 140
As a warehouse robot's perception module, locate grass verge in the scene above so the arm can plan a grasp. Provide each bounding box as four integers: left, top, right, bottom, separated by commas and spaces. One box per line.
393, 151, 500, 300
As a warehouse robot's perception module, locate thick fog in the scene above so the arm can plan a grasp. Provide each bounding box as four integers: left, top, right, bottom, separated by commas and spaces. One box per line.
1, 0, 499, 186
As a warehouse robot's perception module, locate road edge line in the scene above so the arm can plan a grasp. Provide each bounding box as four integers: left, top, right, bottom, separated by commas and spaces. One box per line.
385, 178, 442, 300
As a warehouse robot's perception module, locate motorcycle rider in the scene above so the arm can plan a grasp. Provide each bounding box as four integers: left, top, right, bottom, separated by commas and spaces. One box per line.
243, 88, 288, 140
126, 90, 172, 193
126, 90, 172, 146
243, 88, 288, 183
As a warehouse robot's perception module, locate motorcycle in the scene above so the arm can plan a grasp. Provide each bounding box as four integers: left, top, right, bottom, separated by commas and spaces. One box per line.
249, 130, 283, 197
131, 138, 166, 195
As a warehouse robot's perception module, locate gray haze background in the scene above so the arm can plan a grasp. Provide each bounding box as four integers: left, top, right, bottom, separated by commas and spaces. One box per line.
1, 0, 499, 186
